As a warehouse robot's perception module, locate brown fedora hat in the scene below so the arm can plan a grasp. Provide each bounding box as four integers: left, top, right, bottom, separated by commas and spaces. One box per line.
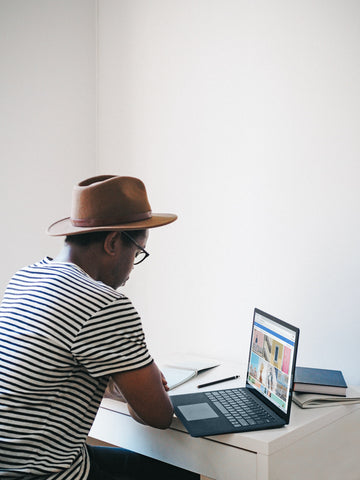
47, 175, 177, 236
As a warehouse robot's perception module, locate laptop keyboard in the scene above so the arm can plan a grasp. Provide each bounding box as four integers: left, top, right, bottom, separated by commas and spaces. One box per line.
205, 389, 276, 428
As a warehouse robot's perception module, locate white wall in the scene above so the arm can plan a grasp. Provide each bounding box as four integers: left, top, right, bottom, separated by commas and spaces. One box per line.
98, 0, 360, 384
0, 0, 97, 292
1, 0, 359, 386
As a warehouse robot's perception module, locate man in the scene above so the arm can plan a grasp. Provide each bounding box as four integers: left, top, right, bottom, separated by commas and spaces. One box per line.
0, 175, 199, 480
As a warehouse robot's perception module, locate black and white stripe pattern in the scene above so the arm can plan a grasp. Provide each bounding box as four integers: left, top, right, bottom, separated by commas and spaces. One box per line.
0, 258, 152, 479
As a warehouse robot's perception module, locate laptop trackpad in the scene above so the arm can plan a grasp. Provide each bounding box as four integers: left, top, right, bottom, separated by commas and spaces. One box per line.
177, 403, 219, 421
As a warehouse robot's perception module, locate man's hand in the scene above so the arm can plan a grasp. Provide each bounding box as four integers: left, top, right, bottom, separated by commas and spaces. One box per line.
161, 371, 170, 392
111, 362, 174, 429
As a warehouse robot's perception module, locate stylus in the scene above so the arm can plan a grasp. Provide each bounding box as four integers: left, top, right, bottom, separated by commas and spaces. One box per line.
197, 375, 240, 388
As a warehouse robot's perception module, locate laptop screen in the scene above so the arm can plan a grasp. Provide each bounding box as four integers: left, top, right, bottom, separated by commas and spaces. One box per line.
247, 309, 298, 415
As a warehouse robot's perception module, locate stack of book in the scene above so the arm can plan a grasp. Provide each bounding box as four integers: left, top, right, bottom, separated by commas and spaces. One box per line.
292, 366, 360, 409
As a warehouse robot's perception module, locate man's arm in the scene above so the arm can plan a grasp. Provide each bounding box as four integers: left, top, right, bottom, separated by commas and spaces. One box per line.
111, 362, 173, 429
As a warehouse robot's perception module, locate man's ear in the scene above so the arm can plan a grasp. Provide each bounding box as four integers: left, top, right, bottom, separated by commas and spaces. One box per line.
103, 232, 121, 256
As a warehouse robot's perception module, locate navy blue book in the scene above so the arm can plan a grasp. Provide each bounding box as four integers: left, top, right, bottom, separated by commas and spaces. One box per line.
294, 367, 347, 396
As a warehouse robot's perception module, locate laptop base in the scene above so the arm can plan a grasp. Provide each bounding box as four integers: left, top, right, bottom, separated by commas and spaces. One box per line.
171, 388, 286, 437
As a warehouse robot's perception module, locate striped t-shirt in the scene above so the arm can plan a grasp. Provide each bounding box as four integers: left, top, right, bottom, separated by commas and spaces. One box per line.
0, 257, 152, 479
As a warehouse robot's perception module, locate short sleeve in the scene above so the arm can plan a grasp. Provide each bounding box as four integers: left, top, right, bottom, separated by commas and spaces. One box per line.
71, 297, 153, 377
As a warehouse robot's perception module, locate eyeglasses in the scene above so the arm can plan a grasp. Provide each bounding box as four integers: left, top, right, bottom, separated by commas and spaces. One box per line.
122, 231, 150, 265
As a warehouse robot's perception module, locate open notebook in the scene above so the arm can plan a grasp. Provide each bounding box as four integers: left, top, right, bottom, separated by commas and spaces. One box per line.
160, 354, 220, 390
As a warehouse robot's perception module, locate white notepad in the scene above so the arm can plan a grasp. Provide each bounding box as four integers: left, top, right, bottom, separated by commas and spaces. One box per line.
160, 354, 220, 390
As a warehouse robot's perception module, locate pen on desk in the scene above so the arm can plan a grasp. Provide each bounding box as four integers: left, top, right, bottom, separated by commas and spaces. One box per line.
197, 375, 240, 389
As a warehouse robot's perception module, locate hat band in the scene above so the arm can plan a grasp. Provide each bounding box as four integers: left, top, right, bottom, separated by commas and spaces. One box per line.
71, 210, 152, 227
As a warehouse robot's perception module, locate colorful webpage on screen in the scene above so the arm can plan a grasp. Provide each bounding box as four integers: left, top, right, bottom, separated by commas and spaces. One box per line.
247, 311, 296, 413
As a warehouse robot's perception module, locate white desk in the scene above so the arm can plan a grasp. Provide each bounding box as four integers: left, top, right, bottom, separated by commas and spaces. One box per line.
88, 365, 360, 480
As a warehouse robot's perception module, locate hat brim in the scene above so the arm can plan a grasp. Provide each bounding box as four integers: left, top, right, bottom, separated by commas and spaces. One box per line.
47, 213, 177, 236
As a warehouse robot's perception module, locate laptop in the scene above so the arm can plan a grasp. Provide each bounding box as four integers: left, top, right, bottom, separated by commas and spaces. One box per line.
170, 308, 300, 437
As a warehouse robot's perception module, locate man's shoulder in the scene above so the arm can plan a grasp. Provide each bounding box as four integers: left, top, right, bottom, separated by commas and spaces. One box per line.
14, 257, 124, 306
